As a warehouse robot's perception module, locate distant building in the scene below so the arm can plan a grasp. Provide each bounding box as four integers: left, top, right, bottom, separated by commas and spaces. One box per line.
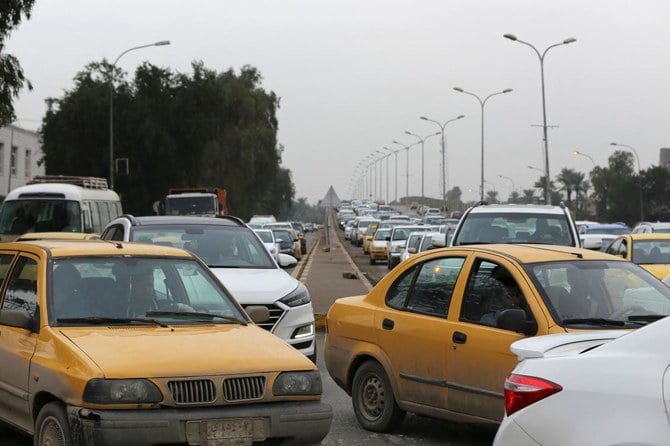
0, 125, 44, 197
660, 148, 670, 170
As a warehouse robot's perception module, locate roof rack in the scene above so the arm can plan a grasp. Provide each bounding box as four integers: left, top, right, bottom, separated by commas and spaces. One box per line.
27, 175, 109, 190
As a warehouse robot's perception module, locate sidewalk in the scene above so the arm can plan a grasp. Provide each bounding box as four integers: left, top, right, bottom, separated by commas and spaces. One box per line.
295, 222, 373, 329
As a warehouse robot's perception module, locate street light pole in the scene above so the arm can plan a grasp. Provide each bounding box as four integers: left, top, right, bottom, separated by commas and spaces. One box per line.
109, 40, 170, 190
403, 130, 440, 201
453, 87, 512, 202
383, 146, 399, 204
392, 140, 417, 200
504, 33, 576, 205
573, 150, 596, 168
497, 174, 515, 200
610, 142, 643, 221
420, 114, 465, 212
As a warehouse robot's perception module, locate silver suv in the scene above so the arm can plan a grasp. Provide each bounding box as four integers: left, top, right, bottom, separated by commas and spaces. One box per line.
450, 202, 580, 247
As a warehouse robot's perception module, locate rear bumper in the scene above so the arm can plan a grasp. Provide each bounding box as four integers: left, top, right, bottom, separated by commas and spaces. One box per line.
67, 400, 332, 446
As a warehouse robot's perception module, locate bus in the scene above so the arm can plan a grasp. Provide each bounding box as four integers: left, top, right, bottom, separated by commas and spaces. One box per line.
0, 175, 123, 241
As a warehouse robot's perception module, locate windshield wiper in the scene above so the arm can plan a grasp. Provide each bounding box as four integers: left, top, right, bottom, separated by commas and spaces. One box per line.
561, 317, 626, 327
145, 311, 248, 325
627, 315, 667, 323
57, 317, 169, 328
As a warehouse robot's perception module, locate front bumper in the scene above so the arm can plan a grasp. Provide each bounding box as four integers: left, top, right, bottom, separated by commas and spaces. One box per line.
68, 400, 332, 446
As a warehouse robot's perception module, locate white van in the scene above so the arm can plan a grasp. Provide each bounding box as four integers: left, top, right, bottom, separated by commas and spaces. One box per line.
0, 175, 123, 241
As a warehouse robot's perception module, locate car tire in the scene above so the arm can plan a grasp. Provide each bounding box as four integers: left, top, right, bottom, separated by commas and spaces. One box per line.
35, 401, 71, 446
352, 360, 405, 432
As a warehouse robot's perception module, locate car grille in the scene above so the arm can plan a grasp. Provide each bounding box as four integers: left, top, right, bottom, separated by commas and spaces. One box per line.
167, 376, 266, 404
244, 304, 284, 332
168, 379, 217, 404
223, 376, 266, 402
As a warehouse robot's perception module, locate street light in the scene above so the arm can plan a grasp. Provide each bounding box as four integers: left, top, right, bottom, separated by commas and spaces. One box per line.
504, 33, 576, 205
392, 140, 418, 200
109, 40, 170, 190
403, 130, 440, 200
573, 149, 595, 168
453, 87, 512, 201
497, 174, 515, 199
383, 146, 400, 204
420, 114, 465, 212
610, 142, 643, 221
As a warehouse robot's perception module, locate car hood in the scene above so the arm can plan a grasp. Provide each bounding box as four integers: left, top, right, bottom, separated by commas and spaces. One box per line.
510, 330, 628, 360
60, 325, 314, 377
210, 268, 298, 304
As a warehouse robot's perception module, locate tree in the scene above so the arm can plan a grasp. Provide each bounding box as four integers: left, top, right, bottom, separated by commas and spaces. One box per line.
555, 168, 585, 210
590, 151, 639, 225
0, 0, 35, 126
41, 61, 293, 219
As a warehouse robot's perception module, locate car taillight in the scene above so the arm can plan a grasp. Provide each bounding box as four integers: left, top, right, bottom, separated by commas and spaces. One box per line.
504, 374, 562, 416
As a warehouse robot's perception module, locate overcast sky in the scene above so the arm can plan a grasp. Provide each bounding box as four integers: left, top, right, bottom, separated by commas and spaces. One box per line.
6, 0, 670, 205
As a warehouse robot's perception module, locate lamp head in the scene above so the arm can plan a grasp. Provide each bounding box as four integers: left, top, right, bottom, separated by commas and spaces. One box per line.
502, 88, 513, 93
404, 131, 412, 136
503, 34, 518, 41
609, 142, 617, 146
457, 114, 465, 119
419, 116, 428, 120
453, 87, 464, 92
573, 150, 580, 155
154, 40, 171, 46
563, 37, 577, 44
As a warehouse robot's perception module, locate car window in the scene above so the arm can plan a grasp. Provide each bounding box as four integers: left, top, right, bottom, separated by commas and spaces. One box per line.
455, 212, 576, 246
0, 253, 16, 290
0, 256, 38, 326
386, 257, 465, 317
460, 260, 530, 328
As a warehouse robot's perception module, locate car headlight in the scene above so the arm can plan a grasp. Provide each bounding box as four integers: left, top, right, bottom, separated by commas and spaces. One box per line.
273, 371, 322, 395
280, 284, 311, 307
83, 379, 162, 404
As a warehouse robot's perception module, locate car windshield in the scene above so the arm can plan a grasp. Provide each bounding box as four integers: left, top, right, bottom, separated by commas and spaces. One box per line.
526, 260, 670, 327
131, 225, 275, 268
584, 226, 630, 235
50, 257, 247, 326
0, 199, 82, 235
455, 212, 575, 246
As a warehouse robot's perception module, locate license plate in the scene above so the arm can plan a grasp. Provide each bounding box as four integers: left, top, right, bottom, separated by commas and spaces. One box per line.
201, 418, 255, 446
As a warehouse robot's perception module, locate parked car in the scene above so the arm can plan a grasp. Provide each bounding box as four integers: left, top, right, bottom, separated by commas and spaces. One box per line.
273, 228, 301, 260
361, 221, 380, 254
386, 225, 436, 269
494, 319, 670, 445
0, 239, 332, 445
450, 202, 580, 247
369, 227, 391, 265
264, 222, 303, 259
324, 243, 670, 433
100, 215, 316, 362
605, 233, 670, 280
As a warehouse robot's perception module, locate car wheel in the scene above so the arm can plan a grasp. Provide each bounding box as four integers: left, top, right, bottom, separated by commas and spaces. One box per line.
35, 401, 71, 446
352, 360, 405, 432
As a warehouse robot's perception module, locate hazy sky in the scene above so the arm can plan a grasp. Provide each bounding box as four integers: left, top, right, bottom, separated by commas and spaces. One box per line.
6, 0, 670, 205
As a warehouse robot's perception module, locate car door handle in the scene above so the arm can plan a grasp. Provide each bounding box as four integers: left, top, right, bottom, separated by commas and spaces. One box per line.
452, 331, 467, 344
382, 318, 394, 330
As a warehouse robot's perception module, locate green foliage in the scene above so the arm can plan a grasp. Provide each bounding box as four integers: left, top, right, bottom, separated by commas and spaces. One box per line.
41, 61, 294, 219
0, 0, 35, 126
590, 151, 641, 226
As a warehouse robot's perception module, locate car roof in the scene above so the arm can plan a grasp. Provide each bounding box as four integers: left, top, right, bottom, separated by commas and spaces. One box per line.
467, 203, 567, 214
11, 239, 193, 258
425, 243, 621, 264
627, 233, 670, 241
116, 215, 244, 227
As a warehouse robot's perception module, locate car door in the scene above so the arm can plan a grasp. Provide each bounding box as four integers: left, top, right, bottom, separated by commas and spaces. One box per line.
374, 255, 466, 409
0, 253, 39, 432
445, 255, 536, 422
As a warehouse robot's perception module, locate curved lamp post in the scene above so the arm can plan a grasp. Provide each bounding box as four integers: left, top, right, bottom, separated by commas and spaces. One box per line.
404, 130, 440, 200
453, 87, 512, 201
573, 149, 596, 168
383, 146, 400, 204
504, 33, 576, 205
109, 40, 170, 190
497, 173, 516, 199
610, 142, 643, 221
392, 140, 418, 200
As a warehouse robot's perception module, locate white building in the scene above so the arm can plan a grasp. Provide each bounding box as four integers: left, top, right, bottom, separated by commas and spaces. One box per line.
0, 125, 45, 197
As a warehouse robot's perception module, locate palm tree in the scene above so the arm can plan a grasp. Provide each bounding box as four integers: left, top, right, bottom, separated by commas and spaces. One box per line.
556, 168, 583, 209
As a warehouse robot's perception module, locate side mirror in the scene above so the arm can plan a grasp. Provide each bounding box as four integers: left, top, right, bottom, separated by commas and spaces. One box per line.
581, 236, 603, 251
408, 247, 417, 254
245, 305, 270, 324
497, 309, 537, 336
277, 253, 298, 268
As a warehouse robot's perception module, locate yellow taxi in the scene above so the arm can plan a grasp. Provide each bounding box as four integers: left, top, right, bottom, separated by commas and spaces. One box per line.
605, 233, 670, 280
16, 231, 100, 241
0, 240, 331, 445
362, 222, 380, 254
324, 244, 670, 432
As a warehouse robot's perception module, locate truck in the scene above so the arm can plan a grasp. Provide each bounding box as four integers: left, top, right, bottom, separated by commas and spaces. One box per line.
162, 187, 228, 217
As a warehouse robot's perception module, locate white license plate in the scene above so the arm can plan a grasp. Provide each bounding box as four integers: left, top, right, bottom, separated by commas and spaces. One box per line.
201, 418, 255, 446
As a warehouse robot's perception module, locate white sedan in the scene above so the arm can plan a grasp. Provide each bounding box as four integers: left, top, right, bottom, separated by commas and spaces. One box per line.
494, 317, 670, 445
